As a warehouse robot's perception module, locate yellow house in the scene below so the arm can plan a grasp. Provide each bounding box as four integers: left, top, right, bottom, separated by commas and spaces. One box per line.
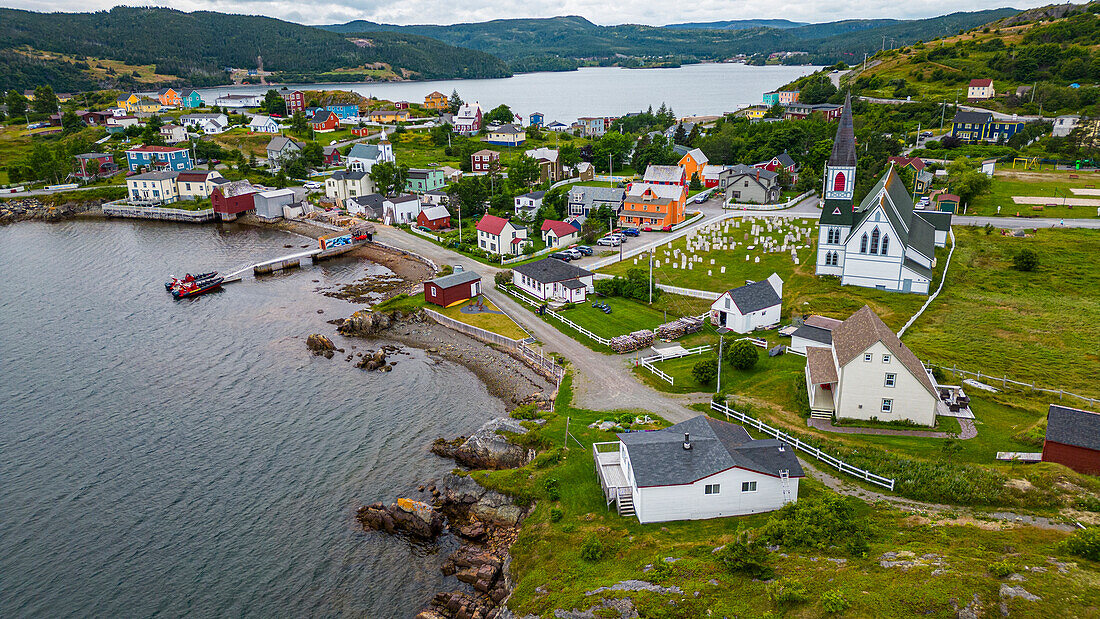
365, 109, 411, 123
678, 148, 709, 185
424, 91, 448, 110
117, 93, 140, 112
742, 106, 767, 119
137, 97, 162, 113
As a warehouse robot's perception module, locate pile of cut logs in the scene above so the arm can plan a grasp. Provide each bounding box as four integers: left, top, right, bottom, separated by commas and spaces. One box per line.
609, 330, 655, 354
655, 316, 704, 340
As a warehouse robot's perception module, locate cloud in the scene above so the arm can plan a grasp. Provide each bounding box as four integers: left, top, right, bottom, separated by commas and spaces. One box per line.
3, 0, 1054, 27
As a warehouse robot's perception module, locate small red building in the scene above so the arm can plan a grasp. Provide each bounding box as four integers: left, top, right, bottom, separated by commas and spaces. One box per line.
352, 127, 372, 137
471, 149, 499, 173
423, 269, 481, 307
417, 204, 451, 230
1042, 404, 1100, 475
74, 153, 116, 180
323, 146, 342, 166
310, 111, 340, 132
211, 180, 258, 219
395, 101, 410, 110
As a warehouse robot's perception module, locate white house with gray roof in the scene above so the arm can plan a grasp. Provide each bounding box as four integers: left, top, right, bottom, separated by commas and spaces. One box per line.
266, 136, 301, 170
512, 258, 593, 303
567, 185, 624, 221
594, 415, 802, 522
709, 273, 783, 333
347, 141, 395, 172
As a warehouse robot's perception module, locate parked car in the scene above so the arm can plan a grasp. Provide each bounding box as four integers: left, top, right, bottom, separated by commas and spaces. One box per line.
641, 226, 654, 232
563, 248, 583, 260
574, 245, 593, 256
693, 193, 709, 204
549, 251, 573, 261
621, 227, 640, 237
596, 236, 621, 247
661, 224, 673, 232
303, 181, 322, 190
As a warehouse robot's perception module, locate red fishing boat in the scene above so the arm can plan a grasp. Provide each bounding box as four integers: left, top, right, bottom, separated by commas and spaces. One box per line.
172, 275, 224, 299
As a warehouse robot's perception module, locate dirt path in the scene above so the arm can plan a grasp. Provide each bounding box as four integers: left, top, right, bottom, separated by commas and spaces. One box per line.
806, 418, 977, 439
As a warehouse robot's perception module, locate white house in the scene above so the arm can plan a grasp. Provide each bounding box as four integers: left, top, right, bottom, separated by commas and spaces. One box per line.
126, 170, 179, 204
512, 258, 593, 303
248, 115, 279, 133
540, 219, 580, 248
175, 170, 225, 200
476, 214, 528, 256
805, 305, 940, 426
789, 315, 841, 354
158, 124, 187, 144
1052, 115, 1080, 138
347, 141, 395, 172
815, 95, 949, 295
214, 93, 262, 108
454, 102, 483, 135
326, 170, 374, 202
384, 194, 422, 225
967, 78, 994, 100
514, 190, 545, 220
266, 136, 302, 170
346, 194, 385, 219
180, 113, 228, 134
594, 415, 802, 523
710, 273, 783, 333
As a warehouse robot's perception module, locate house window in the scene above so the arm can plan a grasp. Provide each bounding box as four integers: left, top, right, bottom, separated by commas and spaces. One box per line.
881, 399, 893, 413
741, 481, 757, 492
864, 353, 873, 362
885, 373, 896, 387
860, 233, 868, 253
704, 484, 721, 495
882, 354, 891, 363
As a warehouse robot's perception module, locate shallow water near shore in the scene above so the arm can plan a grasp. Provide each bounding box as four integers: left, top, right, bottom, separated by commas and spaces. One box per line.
0, 220, 503, 618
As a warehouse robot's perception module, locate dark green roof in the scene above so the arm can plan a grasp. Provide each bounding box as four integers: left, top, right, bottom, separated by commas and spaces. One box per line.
916, 210, 952, 232
819, 198, 854, 226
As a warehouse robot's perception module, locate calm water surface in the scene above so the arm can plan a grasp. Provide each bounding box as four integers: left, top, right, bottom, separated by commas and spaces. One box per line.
0, 220, 503, 618
196, 63, 820, 123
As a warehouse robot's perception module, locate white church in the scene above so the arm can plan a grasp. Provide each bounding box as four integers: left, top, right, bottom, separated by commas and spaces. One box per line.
814, 94, 951, 295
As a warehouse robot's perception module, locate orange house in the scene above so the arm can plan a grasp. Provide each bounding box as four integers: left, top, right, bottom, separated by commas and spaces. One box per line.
619, 183, 687, 228
424, 91, 449, 110
157, 88, 181, 108
679, 148, 708, 186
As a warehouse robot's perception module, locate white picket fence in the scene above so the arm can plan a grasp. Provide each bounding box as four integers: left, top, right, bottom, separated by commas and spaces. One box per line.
655, 283, 722, 300
406, 225, 442, 243
925, 363, 1099, 406
711, 401, 896, 490
499, 285, 611, 345
637, 345, 712, 385
725, 190, 814, 211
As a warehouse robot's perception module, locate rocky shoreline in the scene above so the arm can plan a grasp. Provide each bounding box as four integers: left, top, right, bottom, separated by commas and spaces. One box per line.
0, 198, 102, 225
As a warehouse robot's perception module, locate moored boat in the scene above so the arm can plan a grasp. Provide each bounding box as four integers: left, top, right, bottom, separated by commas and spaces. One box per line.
165, 271, 219, 291
172, 276, 224, 299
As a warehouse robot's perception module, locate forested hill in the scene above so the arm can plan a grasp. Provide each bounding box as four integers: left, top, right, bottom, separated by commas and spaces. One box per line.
0, 7, 511, 92
323, 9, 1020, 69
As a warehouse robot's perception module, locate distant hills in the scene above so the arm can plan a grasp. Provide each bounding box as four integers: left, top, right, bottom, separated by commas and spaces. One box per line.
0, 7, 511, 92
0, 6, 1025, 92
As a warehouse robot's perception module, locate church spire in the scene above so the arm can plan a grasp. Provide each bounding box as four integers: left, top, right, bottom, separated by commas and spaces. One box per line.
828, 92, 857, 167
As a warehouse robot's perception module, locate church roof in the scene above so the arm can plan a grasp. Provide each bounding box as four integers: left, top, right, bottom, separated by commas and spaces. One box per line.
819, 198, 855, 226
850, 166, 936, 261
828, 92, 856, 168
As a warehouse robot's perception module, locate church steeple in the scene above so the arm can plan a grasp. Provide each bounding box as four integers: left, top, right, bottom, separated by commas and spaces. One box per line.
823, 92, 856, 201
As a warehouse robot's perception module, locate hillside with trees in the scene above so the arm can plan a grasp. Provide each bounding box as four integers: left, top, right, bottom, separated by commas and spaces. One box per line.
0, 7, 510, 92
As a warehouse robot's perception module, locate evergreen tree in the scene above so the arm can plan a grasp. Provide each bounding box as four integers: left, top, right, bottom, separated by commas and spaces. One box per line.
262, 89, 286, 115
686, 124, 701, 146
32, 85, 58, 116
6, 90, 28, 120
673, 123, 687, 145
448, 90, 464, 114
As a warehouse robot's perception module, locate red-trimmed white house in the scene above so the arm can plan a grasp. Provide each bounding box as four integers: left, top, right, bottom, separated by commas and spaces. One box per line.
512, 257, 594, 303
476, 214, 528, 256
540, 219, 580, 248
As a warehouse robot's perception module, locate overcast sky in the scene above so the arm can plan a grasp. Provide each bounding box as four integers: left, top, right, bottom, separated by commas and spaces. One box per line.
6, 0, 1054, 27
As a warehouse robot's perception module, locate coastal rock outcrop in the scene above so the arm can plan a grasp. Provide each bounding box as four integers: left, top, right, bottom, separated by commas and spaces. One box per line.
0, 198, 101, 225
305, 334, 336, 358
438, 473, 524, 526
338, 309, 425, 337
431, 418, 535, 470
356, 348, 388, 371
357, 498, 444, 540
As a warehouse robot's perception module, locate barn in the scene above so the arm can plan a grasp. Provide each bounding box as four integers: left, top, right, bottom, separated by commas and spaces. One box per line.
1042, 404, 1100, 474
424, 269, 482, 307
211, 180, 258, 221
417, 205, 451, 230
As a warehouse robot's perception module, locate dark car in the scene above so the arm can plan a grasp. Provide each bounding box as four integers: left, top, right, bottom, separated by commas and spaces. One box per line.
621, 228, 640, 237
574, 245, 593, 256
549, 252, 572, 261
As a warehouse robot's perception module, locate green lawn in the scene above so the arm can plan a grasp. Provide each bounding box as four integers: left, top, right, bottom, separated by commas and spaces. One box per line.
473, 376, 1100, 619
555, 295, 670, 339
967, 168, 1100, 219
904, 226, 1100, 399
435, 296, 529, 340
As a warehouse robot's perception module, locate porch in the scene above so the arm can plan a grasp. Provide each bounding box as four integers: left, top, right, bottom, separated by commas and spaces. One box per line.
936, 384, 974, 419
592, 442, 635, 517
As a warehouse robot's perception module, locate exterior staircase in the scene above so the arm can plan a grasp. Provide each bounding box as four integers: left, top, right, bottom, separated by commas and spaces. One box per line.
809, 410, 833, 421
616, 491, 636, 517
780, 469, 793, 505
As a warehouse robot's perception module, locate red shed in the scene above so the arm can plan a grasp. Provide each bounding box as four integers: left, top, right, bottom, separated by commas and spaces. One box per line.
1042, 404, 1100, 474
310, 111, 340, 132
323, 146, 341, 166
423, 269, 481, 307
211, 180, 258, 219
417, 204, 451, 230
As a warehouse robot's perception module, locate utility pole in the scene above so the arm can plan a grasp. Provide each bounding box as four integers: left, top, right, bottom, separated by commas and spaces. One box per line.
716, 332, 725, 394
648, 251, 653, 304
940, 99, 946, 129
882, 35, 886, 53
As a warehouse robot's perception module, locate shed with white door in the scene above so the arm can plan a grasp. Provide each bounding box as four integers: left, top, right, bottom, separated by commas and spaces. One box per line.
594, 415, 802, 523
710, 273, 783, 333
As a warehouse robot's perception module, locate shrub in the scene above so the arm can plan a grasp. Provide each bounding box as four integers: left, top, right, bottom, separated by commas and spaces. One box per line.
649, 558, 673, 579
821, 590, 850, 613
988, 560, 1016, 578
1074, 496, 1100, 512
510, 404, 542, 420
549, 508, 564, 522
759, 494, 869, 553
1061, 527, 1100, 561
846, 536, 870, 558
580, 534, 605, 562
692, 359, 718, 384
495, 270, 513, 286
726, 340, 759, 370
766, 578, 809, 608
1013, 248, 1039, 272
533, 448, 562, 468
543, 477, 561, 501
560, 523, 575, 533
716, 534, 774, 579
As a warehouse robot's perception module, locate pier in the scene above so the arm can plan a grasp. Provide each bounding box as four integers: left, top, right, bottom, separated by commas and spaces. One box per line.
223, 243, 364, 278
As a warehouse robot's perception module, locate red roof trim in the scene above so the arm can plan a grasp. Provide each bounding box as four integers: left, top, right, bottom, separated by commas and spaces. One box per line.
476, 214, 511, 235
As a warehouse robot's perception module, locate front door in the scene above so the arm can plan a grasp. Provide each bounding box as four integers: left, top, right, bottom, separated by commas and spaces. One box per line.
902, 279, 912, 293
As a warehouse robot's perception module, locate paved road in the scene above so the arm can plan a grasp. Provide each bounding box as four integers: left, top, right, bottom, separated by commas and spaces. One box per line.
373, 225, 700, 421
954, 215, 1100, 229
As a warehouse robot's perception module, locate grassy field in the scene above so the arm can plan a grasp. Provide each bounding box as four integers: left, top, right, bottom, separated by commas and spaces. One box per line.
474, 376, 1100, 618
209, 128, 279, 158
434, 296, 529, 340
905, 226, 1100, 399
968, 168, 1100, 220
555, 295, 670, 339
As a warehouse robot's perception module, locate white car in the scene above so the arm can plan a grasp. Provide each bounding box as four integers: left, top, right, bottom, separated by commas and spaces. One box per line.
303, 181, 322, 190
564, 248, 583, 260
596, 236, 622, 247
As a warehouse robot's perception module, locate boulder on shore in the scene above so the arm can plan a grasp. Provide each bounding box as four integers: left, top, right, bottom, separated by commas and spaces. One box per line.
356, 348, 388, 371
306, 334, 336, 358
431, 417, 534, 470
338, 308, 426, 337
357, 498, 443, 540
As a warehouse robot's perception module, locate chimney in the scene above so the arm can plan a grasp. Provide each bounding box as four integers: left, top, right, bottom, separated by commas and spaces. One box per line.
683, 433, 692, 450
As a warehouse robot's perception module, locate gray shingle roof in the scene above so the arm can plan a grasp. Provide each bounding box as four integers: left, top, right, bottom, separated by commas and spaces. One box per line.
724, 278, 781, 314
428, 270, 481, 289
1046, 405, 1100, 451
831, 306, 937, 398
828, 92, 856, 167
420, 204, 450, 221
348, 143, 381, 160
916, 210, 952, 232
618, 415, 803, 487
512, 257, 592, 284
792, 324, 833, 346
953, 110, 993, 124
331, 170, 368, 181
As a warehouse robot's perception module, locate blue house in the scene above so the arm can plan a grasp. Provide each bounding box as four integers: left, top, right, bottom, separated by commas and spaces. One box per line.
529, 111, 544, 128
180, 90, 204, 108
124, 145, 193, 172
326, 104, 360, 120
950, 111, 1024, 144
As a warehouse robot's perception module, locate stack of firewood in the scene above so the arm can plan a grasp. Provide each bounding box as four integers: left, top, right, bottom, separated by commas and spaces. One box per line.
609, 330, 655, 354
655, 316, 704, 340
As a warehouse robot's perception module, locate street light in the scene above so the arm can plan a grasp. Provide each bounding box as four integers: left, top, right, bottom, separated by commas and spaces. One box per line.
715, 326, 731, 394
